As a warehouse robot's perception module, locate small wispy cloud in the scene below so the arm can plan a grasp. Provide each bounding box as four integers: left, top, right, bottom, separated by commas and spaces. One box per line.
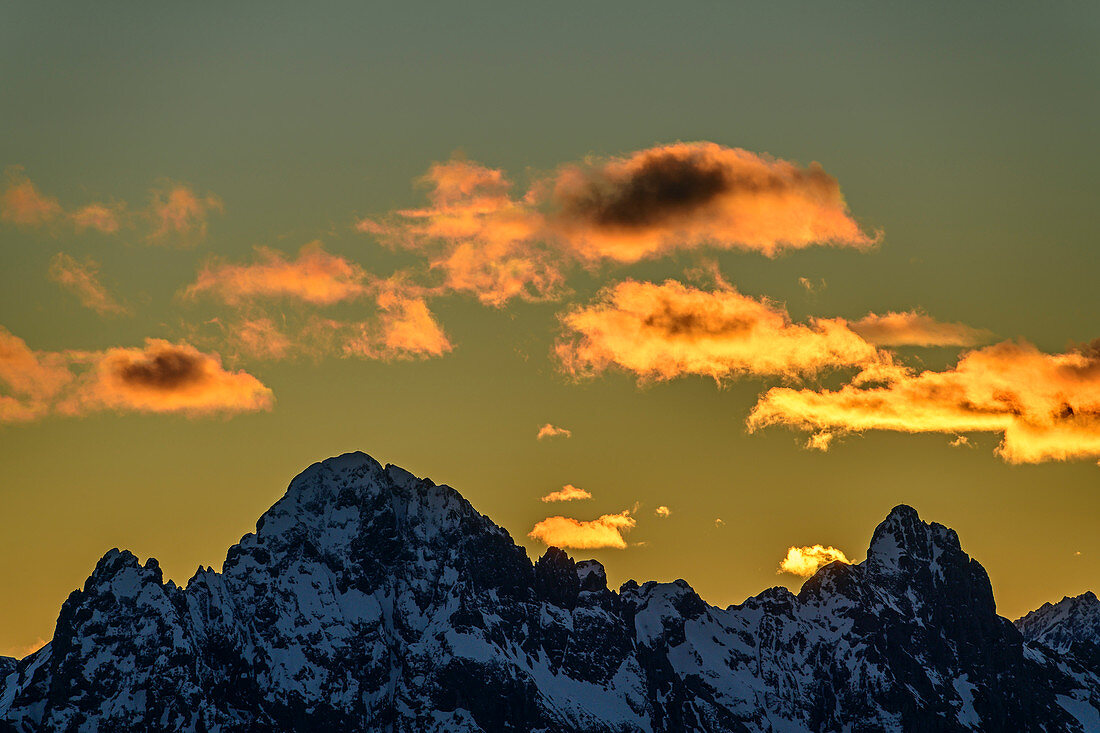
540, 484, 592, 503
848, 311, 991, 347
537, 423, 572, 440
146, 182, 222, 246
48, 253, 130, 317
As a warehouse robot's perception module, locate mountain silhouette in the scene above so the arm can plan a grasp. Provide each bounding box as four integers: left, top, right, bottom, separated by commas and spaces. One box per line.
1, 452, 1097, 731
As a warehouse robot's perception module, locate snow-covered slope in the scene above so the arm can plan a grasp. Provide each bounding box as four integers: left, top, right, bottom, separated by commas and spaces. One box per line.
1018, 592, 1100, 689
1, 451, 1097, 732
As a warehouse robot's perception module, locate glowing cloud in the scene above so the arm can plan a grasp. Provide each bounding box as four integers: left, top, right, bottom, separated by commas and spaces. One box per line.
147, 183, 222, 245
548, 142, 877, 262
849, 311, 990, 347
0, 327, 74, 422
66, 340, 273, 416
805, 432, 834, 451
363, 159, 562, 307
358, 144, 874, 304
748, 339, 1100, 464
48, 253, 129, 316
655, 505, 671, 518
343, 290, 453, 361
537, 423, 572, 440
0, 329, 272, 422
556, 279, 881, 382
528, 510, 636, 549
1, 170, 62, 226
540, 484, 592, 503
778, 545, 851, 577
185, 242, 372, 305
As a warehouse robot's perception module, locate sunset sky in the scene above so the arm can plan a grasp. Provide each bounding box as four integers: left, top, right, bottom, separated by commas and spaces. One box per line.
2, 2, 1098, 658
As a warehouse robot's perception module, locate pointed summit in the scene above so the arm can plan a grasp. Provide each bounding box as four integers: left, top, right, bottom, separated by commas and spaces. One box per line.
866, 504, 962, 578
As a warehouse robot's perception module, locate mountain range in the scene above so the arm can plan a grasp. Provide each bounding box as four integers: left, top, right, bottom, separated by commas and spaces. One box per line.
2, 451, 1097, 731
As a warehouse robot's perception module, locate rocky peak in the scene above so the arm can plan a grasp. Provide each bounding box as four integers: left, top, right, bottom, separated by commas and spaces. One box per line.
866, 504, 959, 574
534, 547, 580, 609
576, 559, 607, 592
1017, 591, 1100, 669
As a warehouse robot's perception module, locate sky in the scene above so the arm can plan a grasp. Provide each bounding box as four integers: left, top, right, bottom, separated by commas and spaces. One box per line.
2, 1, 1098, 658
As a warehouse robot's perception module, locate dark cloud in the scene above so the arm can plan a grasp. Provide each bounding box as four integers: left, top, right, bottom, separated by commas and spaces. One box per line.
116, 348, 207, 391
558, 149, 732, 229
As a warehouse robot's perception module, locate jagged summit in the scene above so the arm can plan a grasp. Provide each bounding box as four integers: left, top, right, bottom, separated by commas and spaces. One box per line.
867, 503, 961, 570
1017, 590, 1100, 674
2, 453, 1098, 732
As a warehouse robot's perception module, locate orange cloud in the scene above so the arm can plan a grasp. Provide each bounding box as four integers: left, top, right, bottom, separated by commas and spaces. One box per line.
655, 505, 671, 518
64, 339, 273, 417
547, 142, 877, 262
778, 545, 850, 577
537, 423, 572, 440
540, 484, 592, 503
805, 431, 834, 451
556, 279, 881, 382
849, 310, 990, 347
0, 329, 271, 422
0, 327, 74, 422
147, 183, 222, 245
1, 170, 62, 226
71, 202, 125, 234
185, 242, 372, 306
48, 253, 129, 316
343, 290, 453, 361
227, 318, 294, 360
362, 159, 563, 307
528, 510, 636, 549
358, 144, 874, 305
749, 339, 1100, 464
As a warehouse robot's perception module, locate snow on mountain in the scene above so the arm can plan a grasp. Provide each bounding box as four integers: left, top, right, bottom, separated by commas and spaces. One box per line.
1, 451, 1097, 732
1019, 592, 1100, 674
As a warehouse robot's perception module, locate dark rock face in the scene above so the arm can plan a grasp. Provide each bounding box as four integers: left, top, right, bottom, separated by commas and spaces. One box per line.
1, 454, 1098, 732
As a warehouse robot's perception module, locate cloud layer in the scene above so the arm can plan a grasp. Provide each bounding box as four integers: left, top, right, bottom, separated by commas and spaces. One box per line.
749, 339, 1100, 464
528, 510, 636, 549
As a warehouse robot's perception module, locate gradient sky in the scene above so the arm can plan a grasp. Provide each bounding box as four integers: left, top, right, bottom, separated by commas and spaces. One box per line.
2, 2, 1098, 658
